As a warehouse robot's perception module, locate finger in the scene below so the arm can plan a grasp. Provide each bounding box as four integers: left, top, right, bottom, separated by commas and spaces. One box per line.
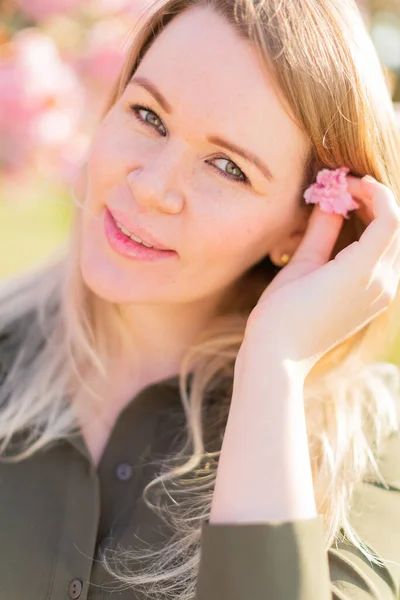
354, 201, 373, 226
291, 204, 344, 271
346, 176, 400, 222
346, 176, 400, 266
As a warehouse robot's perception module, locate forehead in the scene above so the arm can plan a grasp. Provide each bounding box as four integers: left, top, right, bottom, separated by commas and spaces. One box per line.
133, 6, 308, 177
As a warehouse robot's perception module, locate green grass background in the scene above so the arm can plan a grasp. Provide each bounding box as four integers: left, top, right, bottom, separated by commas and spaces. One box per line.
0, 176, 73, 277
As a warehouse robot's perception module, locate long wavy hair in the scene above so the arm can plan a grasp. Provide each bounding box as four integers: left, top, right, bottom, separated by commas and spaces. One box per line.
1, 0, 400, 598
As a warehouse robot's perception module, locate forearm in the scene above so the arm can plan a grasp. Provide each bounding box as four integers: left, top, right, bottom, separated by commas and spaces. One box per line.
209, 347, 317, 524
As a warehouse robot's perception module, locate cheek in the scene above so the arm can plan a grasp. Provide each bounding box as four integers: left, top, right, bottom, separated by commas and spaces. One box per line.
188, 186, 300, 277
189, 182, 271, 254
87, 116, 134, 190
87, 127, 115, 192
191, 205, 271, 273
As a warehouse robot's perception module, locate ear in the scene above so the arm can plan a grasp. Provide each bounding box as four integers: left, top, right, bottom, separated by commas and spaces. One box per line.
268, 206, 311, 267
268, 207, 363, 267
268, 229, 305, 267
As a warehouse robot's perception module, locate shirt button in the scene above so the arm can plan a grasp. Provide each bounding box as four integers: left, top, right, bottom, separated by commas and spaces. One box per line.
68, 578, 83, 599
116, 461, 133, 481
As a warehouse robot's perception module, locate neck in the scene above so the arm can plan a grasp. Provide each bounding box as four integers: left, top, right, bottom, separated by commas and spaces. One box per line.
110, 293, 223, 381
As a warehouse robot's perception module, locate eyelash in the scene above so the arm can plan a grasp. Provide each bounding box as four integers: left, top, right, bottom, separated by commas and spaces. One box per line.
129, 103, 251, 187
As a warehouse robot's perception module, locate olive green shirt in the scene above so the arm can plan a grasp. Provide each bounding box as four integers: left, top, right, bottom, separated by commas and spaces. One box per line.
1, 326, 400, 599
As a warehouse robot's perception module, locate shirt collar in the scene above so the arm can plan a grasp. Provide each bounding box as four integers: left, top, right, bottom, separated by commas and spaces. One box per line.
67, 372, 183, 465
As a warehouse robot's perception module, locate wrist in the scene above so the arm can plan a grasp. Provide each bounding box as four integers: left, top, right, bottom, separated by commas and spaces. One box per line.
237, 331, 306, 385
213, 346, 316, 523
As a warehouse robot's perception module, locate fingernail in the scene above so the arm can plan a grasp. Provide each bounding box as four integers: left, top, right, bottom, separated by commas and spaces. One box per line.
363, 175, 376, 183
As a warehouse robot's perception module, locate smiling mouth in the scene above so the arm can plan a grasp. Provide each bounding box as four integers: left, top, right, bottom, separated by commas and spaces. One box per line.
107, 207, 173, 251
114, 218, 158, 248
103, 208, 178, 261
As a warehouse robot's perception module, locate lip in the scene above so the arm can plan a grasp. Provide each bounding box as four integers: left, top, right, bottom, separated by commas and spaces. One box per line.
104, 208, 177, 262
107, 206, 173, 251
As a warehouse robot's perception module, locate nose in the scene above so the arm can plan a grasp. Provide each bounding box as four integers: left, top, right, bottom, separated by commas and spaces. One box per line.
127, 149, 185, 215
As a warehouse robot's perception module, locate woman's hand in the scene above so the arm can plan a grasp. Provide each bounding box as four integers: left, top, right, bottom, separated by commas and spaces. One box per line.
243, 175, 400, 379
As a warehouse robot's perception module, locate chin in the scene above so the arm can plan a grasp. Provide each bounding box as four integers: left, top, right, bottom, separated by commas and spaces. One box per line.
80, 263, 121, 304
79, 247, 170, 305
77, 211, 185, 305
77, 210, 124, 303
78, 252, 131, 304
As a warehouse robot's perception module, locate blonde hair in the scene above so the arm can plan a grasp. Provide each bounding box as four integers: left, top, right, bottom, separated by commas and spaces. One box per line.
1, 0, 400, 597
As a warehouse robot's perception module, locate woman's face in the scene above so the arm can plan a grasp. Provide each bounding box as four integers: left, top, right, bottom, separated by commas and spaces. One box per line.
79, 6, 309, 306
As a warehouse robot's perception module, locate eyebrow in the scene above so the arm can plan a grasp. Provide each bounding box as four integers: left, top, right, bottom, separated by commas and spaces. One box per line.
207, 135, 274, 182
129, 76, 172, 114
129, 76, 274, 182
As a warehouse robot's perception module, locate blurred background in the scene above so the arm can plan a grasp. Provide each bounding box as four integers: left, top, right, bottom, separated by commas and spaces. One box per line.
0, 0, 400, 357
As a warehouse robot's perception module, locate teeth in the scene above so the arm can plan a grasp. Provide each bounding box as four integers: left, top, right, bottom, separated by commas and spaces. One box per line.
115, 220, 154, 248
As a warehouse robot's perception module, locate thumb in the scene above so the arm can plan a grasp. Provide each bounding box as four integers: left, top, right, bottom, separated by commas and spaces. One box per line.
290, 204, 344, 273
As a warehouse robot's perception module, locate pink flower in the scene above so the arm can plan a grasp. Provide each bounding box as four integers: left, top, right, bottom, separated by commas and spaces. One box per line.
87, 0, 132, 15
304, 167, 359, 219
76, 19, 128, 88
15, 0, 81, 21
0, 30, 84, 178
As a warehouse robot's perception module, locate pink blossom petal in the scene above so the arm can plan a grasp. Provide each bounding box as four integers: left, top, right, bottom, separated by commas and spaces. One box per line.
304, 167, 360, 219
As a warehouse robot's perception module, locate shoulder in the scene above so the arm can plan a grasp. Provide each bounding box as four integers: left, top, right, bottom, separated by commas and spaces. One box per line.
372, 429, 400, 490
350, 427, 400, 531
330, 430, 400, 597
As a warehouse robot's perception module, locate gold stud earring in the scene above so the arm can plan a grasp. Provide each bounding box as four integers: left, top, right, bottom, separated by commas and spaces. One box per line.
280, 253, 291, 265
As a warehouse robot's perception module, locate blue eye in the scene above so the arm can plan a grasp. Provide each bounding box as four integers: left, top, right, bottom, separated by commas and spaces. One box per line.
209, 156, 249, 184
130, 104, 167, 136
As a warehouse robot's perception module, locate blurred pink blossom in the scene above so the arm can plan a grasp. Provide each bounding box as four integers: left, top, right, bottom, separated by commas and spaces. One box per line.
14, 0, 82, 21
0, 29, 84, 178
84, 43, 125, 86
77, 19, 128, 88
73, 17, 130, 105
86, 0, 132, 16
0, 58, 37, 170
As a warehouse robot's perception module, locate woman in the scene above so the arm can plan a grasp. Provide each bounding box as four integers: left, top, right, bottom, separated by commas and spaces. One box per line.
1, 0, 400, 598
